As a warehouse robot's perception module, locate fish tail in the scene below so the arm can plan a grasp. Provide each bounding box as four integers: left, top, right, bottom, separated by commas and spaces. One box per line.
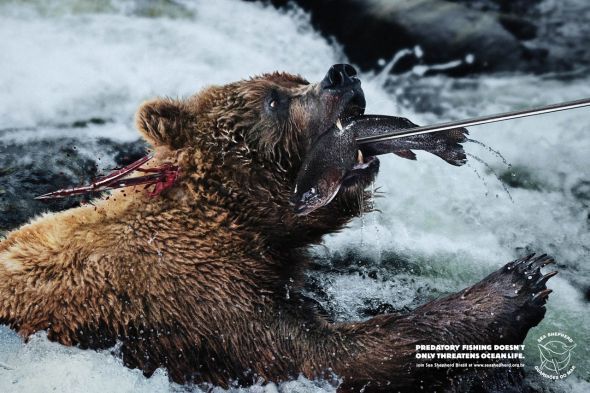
431, 128, 469, 166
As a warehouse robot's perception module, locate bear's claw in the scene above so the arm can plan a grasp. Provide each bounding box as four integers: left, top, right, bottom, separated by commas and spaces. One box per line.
500, 253, 557, 311
504, 253, 555, 273
537, 270, 558, 286
532, 288, 553, 303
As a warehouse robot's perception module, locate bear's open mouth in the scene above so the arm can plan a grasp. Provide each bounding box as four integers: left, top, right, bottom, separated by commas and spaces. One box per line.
290, 91, 379, 216
292, 64, 468, 215
293, 91, 469, 215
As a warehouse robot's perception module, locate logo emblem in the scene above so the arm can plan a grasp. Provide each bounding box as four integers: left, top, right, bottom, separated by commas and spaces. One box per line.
535, 332, 576, 379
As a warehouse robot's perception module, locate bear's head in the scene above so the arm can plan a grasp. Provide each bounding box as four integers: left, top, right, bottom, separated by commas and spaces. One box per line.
136, 65, 378, 247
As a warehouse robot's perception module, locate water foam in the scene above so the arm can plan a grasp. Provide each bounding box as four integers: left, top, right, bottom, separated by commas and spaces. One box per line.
0, 0, 588, 392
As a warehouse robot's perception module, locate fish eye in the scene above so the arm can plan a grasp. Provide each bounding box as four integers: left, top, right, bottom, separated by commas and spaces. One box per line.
301, 188, 317, 203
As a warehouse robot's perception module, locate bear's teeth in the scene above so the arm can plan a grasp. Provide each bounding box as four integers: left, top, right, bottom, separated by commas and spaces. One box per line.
357, 149, 364, 164
336, 118, 343, 131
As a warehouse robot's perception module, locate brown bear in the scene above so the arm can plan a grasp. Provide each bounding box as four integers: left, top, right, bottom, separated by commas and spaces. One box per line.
0, 65, 555, 392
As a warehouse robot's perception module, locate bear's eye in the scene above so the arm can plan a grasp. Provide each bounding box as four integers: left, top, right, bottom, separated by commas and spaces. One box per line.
265, 90, 289, 115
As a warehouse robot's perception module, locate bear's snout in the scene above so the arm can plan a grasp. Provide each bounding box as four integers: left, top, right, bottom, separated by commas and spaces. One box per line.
320, 64, 359, 90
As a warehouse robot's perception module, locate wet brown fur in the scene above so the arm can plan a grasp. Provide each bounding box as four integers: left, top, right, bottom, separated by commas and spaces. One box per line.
0, 73, 551, 391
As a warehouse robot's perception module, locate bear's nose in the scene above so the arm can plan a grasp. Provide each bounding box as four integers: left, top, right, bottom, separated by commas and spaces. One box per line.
321, 64, 358, 89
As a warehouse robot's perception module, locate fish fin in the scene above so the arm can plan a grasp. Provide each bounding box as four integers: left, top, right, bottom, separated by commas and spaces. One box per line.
393, 150, 417, 160
443, 127, 469, 142
430, 128, 469, 166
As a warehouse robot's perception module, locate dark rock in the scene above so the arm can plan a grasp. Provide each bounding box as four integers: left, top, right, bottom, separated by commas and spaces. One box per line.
259, 0, 533, 75
0, 136, 147, 232
70, 117, 110, 128
95, 137, 149, 166
449, 0, 543, 15
498, 14, 537, 41
257, 0, 590, 75
0, 139, 97, 231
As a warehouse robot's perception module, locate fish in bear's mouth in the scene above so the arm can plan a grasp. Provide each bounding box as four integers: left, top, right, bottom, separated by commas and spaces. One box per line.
291, 66, 469, 216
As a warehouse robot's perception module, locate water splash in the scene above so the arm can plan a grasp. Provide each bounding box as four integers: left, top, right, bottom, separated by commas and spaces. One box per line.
466, 162, 489, 197
370, 181, 381, 245
2, 1, 590, 392
467, 138, 511, 167
372, 48, 414, 86
0, 361, 14, 370
359, 189, 365, 247
467, 153, 514, 202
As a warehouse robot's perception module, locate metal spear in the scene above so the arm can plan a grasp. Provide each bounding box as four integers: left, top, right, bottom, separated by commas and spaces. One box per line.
356, 97, 590, 145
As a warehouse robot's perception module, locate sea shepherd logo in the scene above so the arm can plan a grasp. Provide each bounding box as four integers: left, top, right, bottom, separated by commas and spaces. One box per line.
535, 332, 576, 379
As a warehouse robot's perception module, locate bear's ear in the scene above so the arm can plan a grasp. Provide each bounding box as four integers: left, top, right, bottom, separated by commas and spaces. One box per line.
135, 98, 191, 149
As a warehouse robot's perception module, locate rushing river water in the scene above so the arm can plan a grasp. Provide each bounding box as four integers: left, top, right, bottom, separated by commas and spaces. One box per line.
0, 0, 588, 392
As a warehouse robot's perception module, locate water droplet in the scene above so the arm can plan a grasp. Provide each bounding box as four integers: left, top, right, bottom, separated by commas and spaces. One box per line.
467, 153, 513, 203
467, 138, 511, 167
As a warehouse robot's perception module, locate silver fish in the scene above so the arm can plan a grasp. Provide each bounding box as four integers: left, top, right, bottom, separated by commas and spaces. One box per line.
353, 115, 468, 165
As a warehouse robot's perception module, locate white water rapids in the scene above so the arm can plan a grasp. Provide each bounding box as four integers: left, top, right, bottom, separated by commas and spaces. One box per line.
0, 0, 588, 392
